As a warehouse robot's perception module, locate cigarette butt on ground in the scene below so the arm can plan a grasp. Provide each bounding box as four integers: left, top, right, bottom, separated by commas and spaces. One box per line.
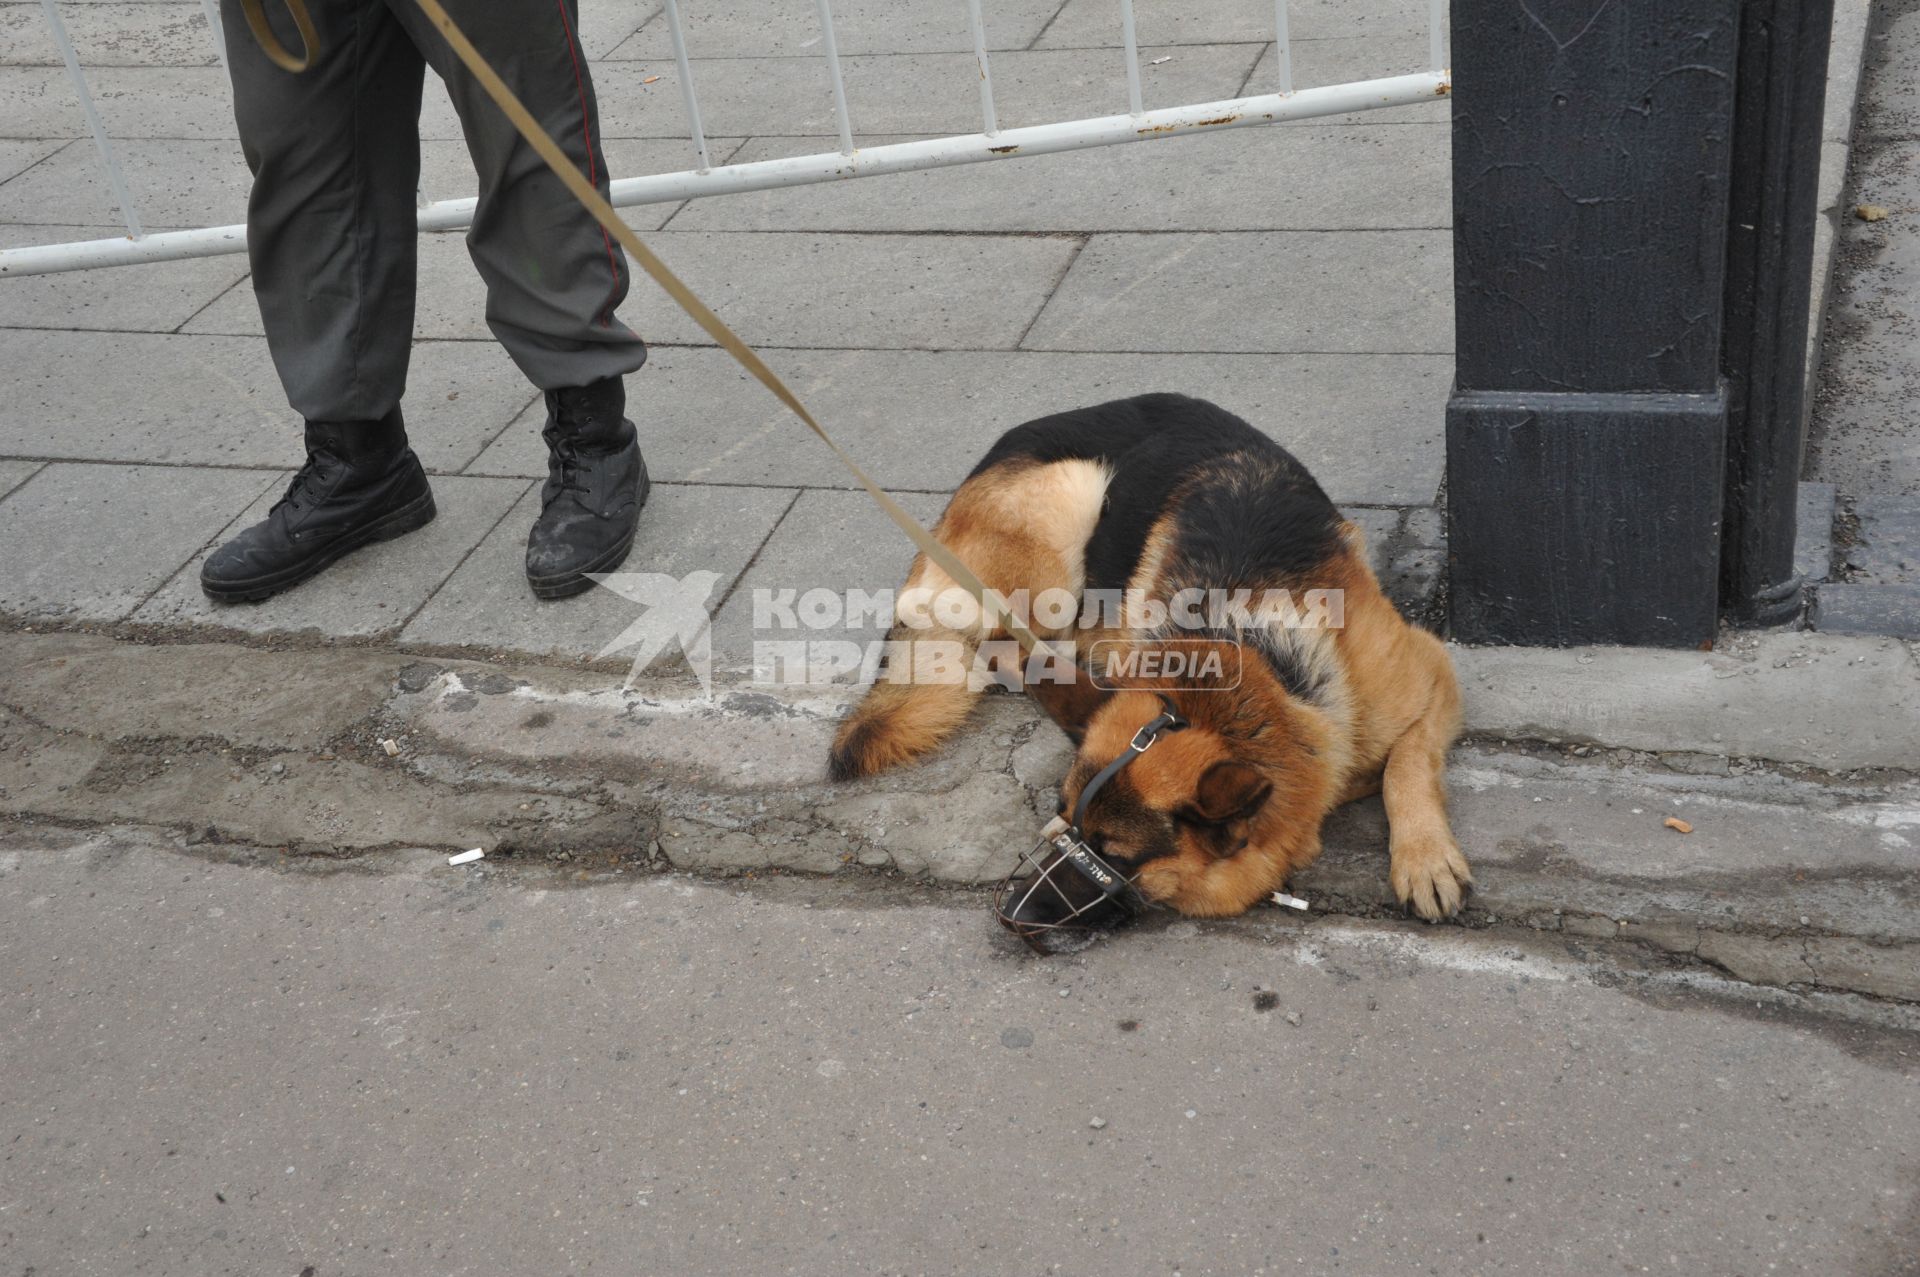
1856, 204, 1889, 221
448, 848, 484, 866
1271, 891, 1310, 911
1664, 817, 1694, 834
642, 74, 660, 84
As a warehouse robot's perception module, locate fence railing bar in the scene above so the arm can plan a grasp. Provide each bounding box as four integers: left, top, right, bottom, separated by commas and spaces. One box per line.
196, 0, 227, 69
38, 0, 143, 240
814, 0, 856, 156
1, 70, 1451, 277
660, 0, 712, 171
1273, 0, 1294, 94
1428, 0, 1446, 71
1118, 0, 1144, 116
965, 0, 998, 136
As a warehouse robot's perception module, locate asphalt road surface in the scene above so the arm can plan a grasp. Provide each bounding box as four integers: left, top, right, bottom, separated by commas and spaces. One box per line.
3, 823, 1916, 1276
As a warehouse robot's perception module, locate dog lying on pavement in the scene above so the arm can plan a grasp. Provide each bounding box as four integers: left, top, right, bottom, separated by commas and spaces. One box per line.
827, 393, 1470, 935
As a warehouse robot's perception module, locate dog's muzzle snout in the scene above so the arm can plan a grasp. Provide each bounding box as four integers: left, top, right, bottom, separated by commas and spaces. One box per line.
993, 817, 1142, 950
993, 705, 1187, 952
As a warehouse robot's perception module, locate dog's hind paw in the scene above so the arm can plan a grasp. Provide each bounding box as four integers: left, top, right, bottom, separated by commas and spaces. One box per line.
1389, 840, 1473, 921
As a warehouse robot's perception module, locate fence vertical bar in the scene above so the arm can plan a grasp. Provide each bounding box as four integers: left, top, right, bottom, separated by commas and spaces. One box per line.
965, 0, 998, 136
39, 0, 143, 239
1273, 0, 1293, 94
814, 0, 856, 156
1119, 0, 1144, 115
196, 0, 227, 69
1427, 0, 1445, 71
661, 0, 712, 171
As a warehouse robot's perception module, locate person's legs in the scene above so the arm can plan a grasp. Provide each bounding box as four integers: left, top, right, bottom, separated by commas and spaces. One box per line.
395, 0, 649, 598
227, 0, 429, 421
202, 0, 437, 603
391, 0, 648, 390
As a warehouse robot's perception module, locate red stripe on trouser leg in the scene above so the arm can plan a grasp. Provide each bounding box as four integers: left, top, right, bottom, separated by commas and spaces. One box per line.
553, 0, 622, 328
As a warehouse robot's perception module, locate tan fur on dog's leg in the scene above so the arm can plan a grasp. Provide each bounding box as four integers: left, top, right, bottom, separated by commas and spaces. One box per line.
1381, 634, 1472, 920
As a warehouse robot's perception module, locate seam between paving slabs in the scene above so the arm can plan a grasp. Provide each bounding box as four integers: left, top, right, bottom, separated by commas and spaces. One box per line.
0, 138, 77, 189
393, 477, 539, 632
0, 460, 47, 508
453, 387, 546, 475
1013, 232, 1090, 350
705, 486, 806, 622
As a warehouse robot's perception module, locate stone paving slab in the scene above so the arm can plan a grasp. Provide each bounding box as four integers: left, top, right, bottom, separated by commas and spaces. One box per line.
398, 479, 794, 660
0, 1, 219, 67
670, 123, 1449, 232
0, 457, 42, 499
707, 486, 947, 675
0, 222, 245, 330
0, 460, 276, 620
1849, 494, 1920, 583
185, 228, 1085, 351
0, 65, 232, 139
464, 347, 1448, 507
1037, 0, 1428, 49
488, 45, 1265, 143
133, 472, 532, 639
1811, 583, 1920, 639
0, 0, 653, 66
0, 136, 718, 231
1022, 229, 1452, 353
608, 0, 1063, 58
0, 329, 538, 473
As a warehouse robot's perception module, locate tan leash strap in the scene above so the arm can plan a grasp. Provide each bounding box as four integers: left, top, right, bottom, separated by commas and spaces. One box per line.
409, 0, 1051, 660
238, 0, 318, 72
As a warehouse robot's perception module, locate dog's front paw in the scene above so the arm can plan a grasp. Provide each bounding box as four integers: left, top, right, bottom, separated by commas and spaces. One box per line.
1389, 840, 1472, 921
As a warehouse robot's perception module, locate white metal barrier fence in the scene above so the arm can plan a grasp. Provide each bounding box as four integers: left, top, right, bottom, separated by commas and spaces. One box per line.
0, 0, 1450, 277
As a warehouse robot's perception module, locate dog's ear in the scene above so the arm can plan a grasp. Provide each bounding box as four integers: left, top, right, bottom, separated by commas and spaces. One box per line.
1025, 671, 1112, 746
1187, 759, 1272, 824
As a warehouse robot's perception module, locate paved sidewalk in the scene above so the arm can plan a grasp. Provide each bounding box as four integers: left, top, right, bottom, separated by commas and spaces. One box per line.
0, 0, 1457, 671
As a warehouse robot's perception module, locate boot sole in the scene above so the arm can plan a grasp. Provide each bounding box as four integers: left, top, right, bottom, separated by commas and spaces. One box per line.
526, 472, 650, 601
200, 488, 438, 604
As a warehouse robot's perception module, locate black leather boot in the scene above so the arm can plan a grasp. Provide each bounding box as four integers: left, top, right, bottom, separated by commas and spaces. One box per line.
200, 409, 435, 603
525, 376, 648, 600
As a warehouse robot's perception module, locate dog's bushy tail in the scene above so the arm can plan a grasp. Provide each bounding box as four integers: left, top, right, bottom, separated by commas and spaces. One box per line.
827, 625, 981, 781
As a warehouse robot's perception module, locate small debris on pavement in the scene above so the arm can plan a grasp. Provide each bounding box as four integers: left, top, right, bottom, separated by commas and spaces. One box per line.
1270, 891, 1309, 910
448, 848, 484, 866
1856, 204, 1889, 221
380, 738, 400, 756
1149, 55, 1172, 64
1089, 1116, 1108, 1129
1252, 991, 1280, 1012
1664, 817, 1694, 834
1284, 1011, 1302, 1026
642, 74, 661, 84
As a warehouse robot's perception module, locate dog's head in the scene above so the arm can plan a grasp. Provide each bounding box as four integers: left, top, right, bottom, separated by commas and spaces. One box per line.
999, 674, 1327, 942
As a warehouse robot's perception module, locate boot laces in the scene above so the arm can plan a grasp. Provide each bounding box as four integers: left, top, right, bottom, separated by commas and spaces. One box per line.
545, 426, 590, 499
274, 446, 342, 515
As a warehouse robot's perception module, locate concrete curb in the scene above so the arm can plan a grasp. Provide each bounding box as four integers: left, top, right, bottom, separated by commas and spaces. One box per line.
4, 629, 1917, 1004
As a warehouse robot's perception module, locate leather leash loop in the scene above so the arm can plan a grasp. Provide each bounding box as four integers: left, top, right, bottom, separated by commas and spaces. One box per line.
238, 0, 319, 72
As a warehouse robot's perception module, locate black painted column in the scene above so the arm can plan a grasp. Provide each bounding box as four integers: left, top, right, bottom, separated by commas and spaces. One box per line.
1720, 0, 1836, 625
1446, 0, 1743, 646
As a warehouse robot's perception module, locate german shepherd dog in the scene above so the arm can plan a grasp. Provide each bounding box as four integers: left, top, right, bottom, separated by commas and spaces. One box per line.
827, 394, 1470, 933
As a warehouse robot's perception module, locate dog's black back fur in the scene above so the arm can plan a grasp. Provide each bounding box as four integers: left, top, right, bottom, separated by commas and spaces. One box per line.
972, 393, 1344, 595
